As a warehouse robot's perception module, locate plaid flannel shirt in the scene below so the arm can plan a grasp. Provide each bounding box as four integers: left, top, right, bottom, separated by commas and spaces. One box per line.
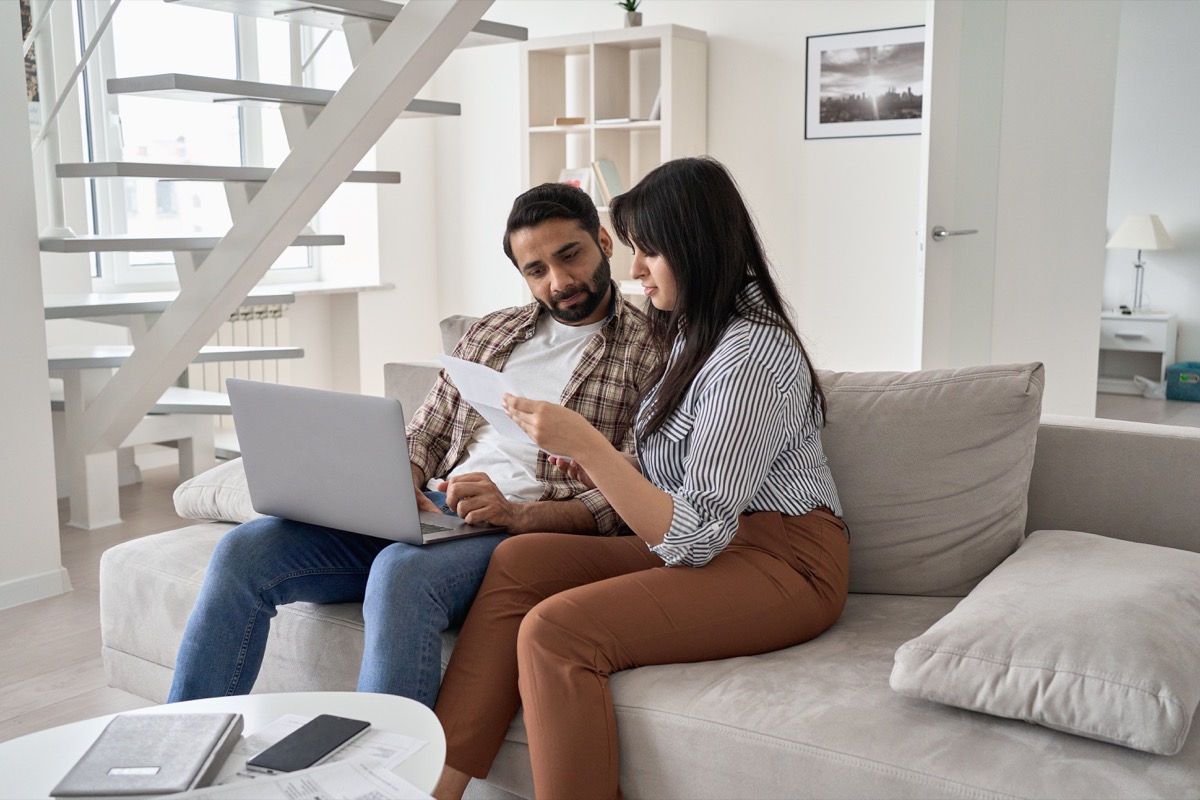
406, 287, 660, 535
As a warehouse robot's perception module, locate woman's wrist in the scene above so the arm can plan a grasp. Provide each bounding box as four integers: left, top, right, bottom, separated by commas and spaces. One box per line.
573, 427, 620, 471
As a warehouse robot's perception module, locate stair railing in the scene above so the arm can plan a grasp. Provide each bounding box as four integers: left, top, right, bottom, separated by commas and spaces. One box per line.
29, 0, 124, 236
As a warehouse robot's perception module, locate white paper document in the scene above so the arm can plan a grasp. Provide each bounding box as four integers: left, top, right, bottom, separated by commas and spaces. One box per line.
438, 355, 534, 445
184, 760, 431, 799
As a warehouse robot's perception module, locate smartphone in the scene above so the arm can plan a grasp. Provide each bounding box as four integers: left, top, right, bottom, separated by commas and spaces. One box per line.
245, 714, 371, 774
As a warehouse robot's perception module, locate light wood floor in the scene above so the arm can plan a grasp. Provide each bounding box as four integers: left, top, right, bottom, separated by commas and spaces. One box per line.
0, 467, 189, 743
1096, 392, 1200, 427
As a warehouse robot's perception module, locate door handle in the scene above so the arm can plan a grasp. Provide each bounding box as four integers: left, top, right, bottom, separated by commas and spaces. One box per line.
931, 226, 979, 241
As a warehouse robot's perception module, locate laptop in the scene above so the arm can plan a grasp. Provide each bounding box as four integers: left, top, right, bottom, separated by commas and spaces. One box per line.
226, 379, 506, 544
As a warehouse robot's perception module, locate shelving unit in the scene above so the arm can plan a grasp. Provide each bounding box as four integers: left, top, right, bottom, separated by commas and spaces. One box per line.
520, 25, 707, 290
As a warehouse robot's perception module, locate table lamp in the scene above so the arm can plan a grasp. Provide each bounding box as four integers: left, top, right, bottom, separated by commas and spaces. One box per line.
1105, 213, 1174, 312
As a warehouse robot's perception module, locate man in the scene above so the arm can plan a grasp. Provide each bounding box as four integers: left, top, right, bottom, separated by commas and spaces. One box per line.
168, 183, 659, 709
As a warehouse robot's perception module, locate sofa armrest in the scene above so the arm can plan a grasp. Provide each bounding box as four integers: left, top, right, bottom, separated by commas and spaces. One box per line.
384, 361, 443, 424
1026, 414, 1200, 553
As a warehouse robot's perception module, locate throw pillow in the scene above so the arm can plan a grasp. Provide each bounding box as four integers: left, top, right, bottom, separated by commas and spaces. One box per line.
819, 362, 1043, 596
890, 530, 1200, 755
172, 458, 262, 524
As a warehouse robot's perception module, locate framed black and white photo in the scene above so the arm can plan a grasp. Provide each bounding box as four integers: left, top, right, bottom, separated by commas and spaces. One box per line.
805, 25, 926, 140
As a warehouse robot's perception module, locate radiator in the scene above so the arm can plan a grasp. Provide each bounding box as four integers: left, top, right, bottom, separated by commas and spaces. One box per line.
188, 303, 292, 430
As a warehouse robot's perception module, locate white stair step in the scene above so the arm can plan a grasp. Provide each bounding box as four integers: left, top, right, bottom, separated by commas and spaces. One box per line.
48, 344, 304, 371
40, 233, 343, 253
166, 0, 527, 46
44, 289, 295, 320
57, 162, 401, 184
51, 384, 233, 415
106, 73, 459, 117
214, 426, 241, 459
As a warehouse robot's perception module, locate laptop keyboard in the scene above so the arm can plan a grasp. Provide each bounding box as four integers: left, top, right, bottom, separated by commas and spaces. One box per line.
421, 521, 452, 534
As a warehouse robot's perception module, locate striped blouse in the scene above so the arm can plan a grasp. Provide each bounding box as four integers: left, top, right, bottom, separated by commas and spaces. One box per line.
636, 283, 843, 567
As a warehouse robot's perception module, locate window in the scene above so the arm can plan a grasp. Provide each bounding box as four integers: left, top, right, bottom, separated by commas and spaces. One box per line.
77, 0, 324, 289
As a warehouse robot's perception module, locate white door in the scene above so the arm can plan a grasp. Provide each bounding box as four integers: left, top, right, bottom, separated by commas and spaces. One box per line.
916, 0, 1006, 370
917, 0, 1122, 416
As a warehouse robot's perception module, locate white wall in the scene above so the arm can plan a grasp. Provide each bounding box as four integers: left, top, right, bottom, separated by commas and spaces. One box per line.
398, 0, 926, 373
1104, 0, 1200, 363
0, 3, 70, 609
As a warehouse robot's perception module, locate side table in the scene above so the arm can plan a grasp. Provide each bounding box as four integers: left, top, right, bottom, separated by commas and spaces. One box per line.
1097, 311, 1177, 395
0, 692, 445, 799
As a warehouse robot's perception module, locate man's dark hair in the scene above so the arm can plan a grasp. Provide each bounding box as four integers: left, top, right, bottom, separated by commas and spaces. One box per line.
502, 182, 602, 267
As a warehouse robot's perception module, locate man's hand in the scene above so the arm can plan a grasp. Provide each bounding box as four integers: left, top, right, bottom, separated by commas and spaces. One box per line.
412, 464, 442, 514
439, 472, 524, 530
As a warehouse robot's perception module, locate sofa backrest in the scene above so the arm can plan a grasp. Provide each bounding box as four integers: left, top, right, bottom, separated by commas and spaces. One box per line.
819, 363, 1045, 597
391, 319, 1046, 597
1026, 414, 1200, 555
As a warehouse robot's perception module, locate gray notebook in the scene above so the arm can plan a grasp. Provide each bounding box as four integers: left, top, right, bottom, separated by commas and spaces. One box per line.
51, 712, 243, 797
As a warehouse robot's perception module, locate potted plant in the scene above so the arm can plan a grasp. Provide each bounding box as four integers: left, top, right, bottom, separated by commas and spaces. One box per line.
617, 0, 642, 27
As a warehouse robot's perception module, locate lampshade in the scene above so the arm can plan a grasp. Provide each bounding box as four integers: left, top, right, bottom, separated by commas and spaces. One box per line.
1106, 214, 1175, 251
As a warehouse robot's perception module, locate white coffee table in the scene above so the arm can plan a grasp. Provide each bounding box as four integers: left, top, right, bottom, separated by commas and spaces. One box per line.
0, 691, 445, 799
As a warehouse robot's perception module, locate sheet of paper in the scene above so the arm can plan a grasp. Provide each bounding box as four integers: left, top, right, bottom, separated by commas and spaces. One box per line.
185, 760, 431, 799
213, 714, 427, 786
438, 355, 534, 446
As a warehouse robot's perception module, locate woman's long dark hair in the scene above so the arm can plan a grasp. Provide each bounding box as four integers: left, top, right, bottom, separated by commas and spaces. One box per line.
609, 157, 826, 435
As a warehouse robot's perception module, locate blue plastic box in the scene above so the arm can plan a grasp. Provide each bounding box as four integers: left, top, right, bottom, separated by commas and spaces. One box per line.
1166, 362, 1200, 402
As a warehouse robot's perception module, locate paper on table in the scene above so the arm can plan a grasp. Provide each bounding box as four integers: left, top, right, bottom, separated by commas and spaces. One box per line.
182, 760, 431, 799
438, 355, 534, 446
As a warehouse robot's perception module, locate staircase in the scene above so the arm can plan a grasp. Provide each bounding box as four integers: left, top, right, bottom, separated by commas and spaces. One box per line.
32, 0, 526, 528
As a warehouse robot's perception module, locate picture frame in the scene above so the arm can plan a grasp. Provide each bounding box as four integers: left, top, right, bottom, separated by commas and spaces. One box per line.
805, 25, 926, 140
558, 167, 592, 194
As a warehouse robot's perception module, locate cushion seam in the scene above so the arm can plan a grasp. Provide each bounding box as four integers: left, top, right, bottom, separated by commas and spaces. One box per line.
903, 685, 1184, 752
897, 643, 1186, 705
827, 369, 1031, 394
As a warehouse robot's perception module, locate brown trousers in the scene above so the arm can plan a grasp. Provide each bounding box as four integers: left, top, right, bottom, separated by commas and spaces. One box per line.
433, 508, 850, 800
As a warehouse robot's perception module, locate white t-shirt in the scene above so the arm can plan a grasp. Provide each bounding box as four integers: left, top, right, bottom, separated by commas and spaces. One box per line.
448, 314, 606, 501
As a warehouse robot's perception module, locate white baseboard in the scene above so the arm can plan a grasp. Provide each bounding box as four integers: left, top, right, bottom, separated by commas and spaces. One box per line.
0, 566, 73, 611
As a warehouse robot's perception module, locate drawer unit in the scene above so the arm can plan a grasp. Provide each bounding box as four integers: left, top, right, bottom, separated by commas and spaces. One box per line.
1097, 311, 1177, 395
1099, 317, 1171, 352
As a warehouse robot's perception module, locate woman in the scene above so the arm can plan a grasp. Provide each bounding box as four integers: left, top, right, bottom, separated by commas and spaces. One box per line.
432, 157, 849, 800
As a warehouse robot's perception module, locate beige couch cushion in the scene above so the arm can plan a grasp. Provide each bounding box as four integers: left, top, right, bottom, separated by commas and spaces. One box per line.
820, 363, 1044, 596
172, 457, 261, 523
441, 315, 478, 354
890, 529, 1200, 755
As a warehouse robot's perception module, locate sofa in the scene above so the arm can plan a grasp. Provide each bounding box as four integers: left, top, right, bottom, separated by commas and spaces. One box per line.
98, 331, 1200, 799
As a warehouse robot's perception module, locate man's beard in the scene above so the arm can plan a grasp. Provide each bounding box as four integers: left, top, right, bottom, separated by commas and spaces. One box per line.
541, 253, 612, 324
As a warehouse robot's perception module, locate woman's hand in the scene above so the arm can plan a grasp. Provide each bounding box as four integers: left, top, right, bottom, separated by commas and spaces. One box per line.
503, 394, 604, 460
548, 455, 595, 489
549, 452, 640, 489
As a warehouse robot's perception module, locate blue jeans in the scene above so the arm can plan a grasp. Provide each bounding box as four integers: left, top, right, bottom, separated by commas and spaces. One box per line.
167, 491, 507, 709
